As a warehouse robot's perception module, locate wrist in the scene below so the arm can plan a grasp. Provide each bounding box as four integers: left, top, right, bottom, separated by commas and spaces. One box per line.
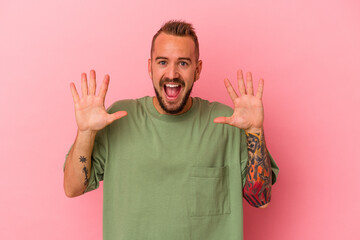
245, 127, 263, 134
77, 129, 98, 139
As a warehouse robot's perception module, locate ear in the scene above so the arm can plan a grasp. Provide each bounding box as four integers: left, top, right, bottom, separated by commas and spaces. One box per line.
195, 60, 202, 82
148, 59, 152, 78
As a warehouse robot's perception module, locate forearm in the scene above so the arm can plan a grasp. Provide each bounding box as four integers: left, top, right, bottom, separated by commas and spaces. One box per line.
64, 130, 97, 197
243, 130, 272, 208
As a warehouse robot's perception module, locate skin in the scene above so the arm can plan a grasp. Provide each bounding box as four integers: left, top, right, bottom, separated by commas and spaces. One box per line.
64, 33, 272, 208
64, 71, 127, 197
148, 33, 202, 115
214, 70, 272, 208
243, 131, 272, 208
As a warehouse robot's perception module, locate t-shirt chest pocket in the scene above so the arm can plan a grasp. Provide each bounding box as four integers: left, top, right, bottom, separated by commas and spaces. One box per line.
189, 166, 231, 217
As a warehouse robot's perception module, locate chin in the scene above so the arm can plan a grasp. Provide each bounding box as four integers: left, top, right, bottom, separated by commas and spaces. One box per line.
162, 102, 186, 114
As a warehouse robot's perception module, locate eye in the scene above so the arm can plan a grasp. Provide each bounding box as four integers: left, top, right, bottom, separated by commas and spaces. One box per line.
179, 61, 188, 66
158, 61, 167, 65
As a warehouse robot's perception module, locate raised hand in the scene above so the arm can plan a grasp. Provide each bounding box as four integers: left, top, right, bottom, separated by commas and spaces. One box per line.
70, 70, 127, 134
214, 70, 264, 133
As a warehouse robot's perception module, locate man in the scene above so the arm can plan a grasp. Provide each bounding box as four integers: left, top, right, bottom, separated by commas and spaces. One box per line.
64, 20, 279, 240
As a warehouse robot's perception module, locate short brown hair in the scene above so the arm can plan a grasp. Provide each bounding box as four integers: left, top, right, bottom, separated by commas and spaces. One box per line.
150, 20, 200, 61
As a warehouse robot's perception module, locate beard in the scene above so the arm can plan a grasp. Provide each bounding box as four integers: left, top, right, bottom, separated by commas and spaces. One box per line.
153, 75, 195, 115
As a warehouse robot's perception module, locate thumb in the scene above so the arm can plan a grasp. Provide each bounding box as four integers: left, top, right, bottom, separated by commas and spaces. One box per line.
107, 111, 128, 124
213, 116, 232, 125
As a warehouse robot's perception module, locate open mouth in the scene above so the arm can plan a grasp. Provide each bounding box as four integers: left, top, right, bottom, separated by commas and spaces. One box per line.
163, 83, 182, 100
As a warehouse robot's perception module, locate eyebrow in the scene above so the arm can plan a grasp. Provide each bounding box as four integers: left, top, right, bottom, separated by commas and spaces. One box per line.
178, 57, 192, 63
155, 57, 192, 63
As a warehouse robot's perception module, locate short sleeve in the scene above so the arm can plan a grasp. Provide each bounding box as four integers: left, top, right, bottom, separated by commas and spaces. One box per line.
84, 128, 108, 193
268, 152, 279, 185
240, 130, 279, 188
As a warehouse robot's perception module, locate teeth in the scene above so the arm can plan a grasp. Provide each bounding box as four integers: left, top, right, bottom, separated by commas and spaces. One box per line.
165, 84, 180, 88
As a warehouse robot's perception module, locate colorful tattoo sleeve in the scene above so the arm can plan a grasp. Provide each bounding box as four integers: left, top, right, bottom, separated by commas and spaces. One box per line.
243, 131, 272, 208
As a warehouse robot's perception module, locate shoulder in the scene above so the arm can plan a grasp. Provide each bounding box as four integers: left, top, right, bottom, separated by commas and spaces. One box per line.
106, 97, 149, 114
194, 98, 241, 138
195, 97, 233, 117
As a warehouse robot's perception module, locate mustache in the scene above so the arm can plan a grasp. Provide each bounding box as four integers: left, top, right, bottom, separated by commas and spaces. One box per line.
160, 77, 185, 87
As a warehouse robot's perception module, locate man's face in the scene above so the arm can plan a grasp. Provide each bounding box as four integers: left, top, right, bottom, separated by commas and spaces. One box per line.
148, 33, 202, 115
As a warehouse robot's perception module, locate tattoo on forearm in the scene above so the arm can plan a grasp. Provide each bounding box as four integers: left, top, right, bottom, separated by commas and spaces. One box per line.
243, 131, 272, 207
79, 156, 89, 186
82, 166, 89, 186
79, 156, 87, 163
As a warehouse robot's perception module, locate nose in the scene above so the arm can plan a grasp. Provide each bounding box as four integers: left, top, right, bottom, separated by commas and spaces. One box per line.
165, 64, 180, 80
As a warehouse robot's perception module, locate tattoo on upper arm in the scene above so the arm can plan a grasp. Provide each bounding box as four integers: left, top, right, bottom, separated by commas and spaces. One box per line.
79, 156, 89, 186
243, 132, 272, 207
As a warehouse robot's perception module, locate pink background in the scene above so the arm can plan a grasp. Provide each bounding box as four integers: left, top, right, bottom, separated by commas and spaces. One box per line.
1, 0, 359, 239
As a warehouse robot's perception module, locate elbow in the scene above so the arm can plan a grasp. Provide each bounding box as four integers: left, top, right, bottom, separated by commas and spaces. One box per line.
243, 186, 271, 208
258, 203, 270, 209
63, 181, 84, 198
64, 189, 80, 198
64, 187, 83, 198
63, 168, 85, 198
245, 197, 271, 208
244, 196, 271, 208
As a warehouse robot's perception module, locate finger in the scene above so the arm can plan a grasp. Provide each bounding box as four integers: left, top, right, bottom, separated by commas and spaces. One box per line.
98, 74, 110, 99
70, 82, 80, 103
237, 69, 246, 95
107, 111, 128, 124
256, 78, 264, 99
81, 73, 88, 97
89, 69, 96, 95
224, 78, 238, 103
213, 116, 232, 125
246, 72, 254, 95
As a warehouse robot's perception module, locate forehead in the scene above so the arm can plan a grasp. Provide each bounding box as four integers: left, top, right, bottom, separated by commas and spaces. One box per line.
152, 33, 196, 59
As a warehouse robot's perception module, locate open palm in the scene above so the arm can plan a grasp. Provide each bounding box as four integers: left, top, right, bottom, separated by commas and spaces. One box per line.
214, 70, 264, 133
70, 70, 127, 133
